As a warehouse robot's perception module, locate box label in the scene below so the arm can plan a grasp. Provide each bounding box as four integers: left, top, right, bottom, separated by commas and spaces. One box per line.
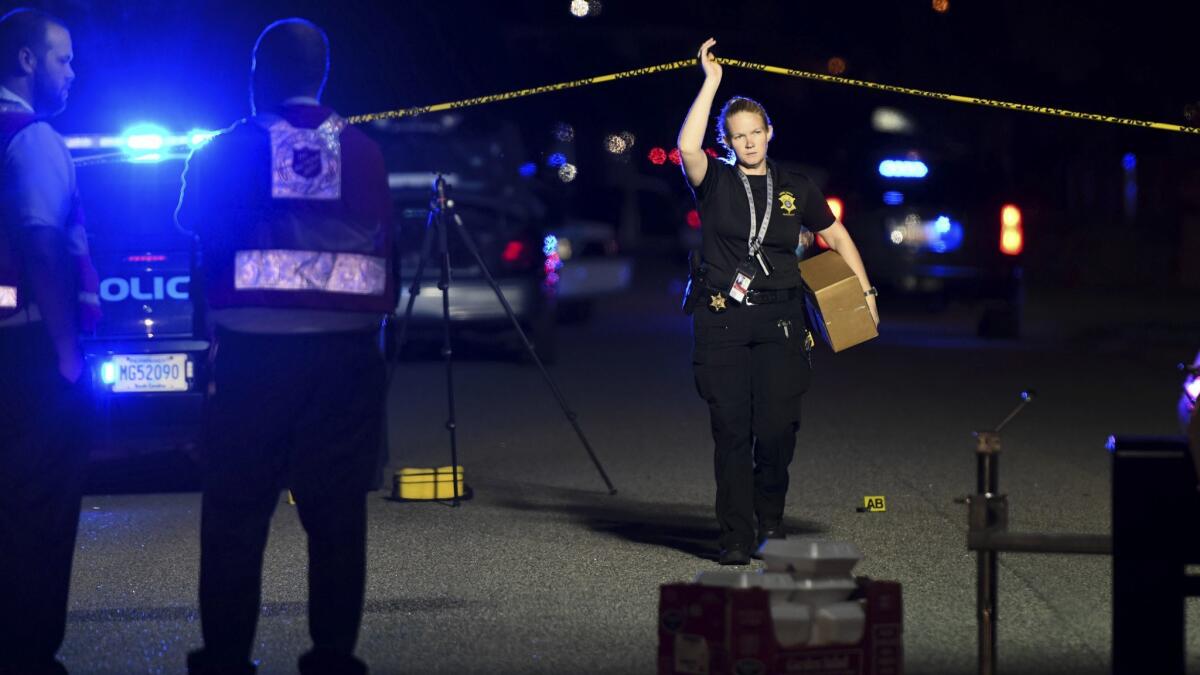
674, 633, 710, 674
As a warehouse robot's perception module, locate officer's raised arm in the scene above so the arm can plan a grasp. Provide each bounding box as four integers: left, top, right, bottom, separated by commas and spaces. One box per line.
678, 37, 721, 188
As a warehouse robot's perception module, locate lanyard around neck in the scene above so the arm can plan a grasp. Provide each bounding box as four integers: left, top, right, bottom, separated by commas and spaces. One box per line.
736, 166, 773, 254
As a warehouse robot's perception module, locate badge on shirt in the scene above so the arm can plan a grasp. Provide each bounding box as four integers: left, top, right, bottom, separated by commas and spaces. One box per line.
267, 114, 347, 200
778, 191, 797, 216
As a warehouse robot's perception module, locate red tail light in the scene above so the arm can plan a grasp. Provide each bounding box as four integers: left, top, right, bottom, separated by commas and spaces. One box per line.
686, 209, 701, 229
502, 240, 525, 263
501, 239, 536, 270
1000, 204, 1023, 256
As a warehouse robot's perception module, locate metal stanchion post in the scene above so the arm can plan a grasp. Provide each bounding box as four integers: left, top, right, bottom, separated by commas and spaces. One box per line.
969, 431, 1006, 675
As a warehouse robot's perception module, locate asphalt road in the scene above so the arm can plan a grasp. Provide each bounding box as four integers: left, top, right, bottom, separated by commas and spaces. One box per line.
61, 260, 1199, 674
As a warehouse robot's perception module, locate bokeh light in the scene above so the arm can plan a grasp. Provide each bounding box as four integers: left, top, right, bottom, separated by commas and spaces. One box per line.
827, 57, 847, 75
558, 163, 578, 182
668, 148, 682, 166
553, 122, 575, 142
648, 147, 667, 165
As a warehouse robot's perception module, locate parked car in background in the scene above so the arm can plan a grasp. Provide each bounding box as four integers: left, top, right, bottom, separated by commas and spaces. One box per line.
821, 108, 1025, 338
374, 114, 631, 362
66, 126, 211, 461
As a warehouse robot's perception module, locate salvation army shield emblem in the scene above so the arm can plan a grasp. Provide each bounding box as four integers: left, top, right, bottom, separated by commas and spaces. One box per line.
291, 146, 323, 179
267, 114, 346, 200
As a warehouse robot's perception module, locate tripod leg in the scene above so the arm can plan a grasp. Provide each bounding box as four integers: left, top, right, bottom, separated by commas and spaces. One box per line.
436, 208, 462, 507
449, 212, 618, 495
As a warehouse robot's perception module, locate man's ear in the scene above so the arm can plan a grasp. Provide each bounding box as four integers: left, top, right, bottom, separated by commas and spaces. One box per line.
17, 46, 37, 76
767, 125, 774, 142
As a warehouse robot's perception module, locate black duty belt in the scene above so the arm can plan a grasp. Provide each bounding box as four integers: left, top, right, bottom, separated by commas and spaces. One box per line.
699, 281, 800, 308
744, 286, 801, 306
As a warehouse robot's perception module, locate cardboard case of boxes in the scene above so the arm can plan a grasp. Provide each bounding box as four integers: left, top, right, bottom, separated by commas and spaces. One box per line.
658, 541, 903, 675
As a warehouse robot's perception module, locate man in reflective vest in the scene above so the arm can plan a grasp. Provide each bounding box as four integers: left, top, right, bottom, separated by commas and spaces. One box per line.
176, 18, 395, 675
0, 8, 92, 674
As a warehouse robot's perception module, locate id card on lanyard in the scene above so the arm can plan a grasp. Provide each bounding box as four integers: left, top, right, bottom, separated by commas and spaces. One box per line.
727, 167, 774, 303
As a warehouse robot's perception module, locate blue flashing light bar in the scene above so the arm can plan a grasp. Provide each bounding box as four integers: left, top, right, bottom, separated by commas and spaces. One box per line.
878, 159, 928, 179
882, 191, 904, 205
65, 125, 218, 162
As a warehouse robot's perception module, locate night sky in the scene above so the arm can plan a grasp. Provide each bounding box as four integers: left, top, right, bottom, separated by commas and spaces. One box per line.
9, 0, 1200, 289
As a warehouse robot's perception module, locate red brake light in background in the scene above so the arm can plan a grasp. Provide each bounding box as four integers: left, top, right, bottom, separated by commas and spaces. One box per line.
816, 197, 843, 250
686, 209, 701, 229
502, 240, 526, 263
1000, 204, 1023, 256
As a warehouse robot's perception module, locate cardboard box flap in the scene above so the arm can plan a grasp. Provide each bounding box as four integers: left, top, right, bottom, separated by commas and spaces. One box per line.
800, 251, 858, 288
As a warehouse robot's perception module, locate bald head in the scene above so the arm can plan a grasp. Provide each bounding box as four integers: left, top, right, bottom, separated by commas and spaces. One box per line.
250, 18, 329, 113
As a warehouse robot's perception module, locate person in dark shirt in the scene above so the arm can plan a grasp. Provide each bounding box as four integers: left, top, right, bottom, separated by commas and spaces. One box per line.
0, 9, 90, 674
177, 18, 394, 675
678, 38, 879, 565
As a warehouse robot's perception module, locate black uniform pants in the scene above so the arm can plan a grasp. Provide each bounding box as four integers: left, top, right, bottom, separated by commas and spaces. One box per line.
692, 297, 810, 551
0, 325, 88, 672
193, 328, 385, 673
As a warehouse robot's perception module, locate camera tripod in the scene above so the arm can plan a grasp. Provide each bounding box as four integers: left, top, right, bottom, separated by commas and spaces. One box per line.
389, 175, 617, 505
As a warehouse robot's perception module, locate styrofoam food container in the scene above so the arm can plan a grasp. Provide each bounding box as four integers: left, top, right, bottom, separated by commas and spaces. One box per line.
786, 576, 858, 605
759, 540, 862, 576
770, 598, 813, 648
809, 601, 867, 646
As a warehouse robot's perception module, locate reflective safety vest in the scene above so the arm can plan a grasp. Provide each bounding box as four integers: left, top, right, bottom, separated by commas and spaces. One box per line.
0, 109, 102, 330
0, 110, 36, 319
201, 112, 395, 314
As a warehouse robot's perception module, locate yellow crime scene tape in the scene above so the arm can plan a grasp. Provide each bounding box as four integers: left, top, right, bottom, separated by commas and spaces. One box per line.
71, 54, 1199, 167
346, 56, 1200, 135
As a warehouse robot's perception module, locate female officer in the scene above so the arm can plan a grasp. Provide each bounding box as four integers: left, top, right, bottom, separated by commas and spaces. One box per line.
678, 38, 879, 565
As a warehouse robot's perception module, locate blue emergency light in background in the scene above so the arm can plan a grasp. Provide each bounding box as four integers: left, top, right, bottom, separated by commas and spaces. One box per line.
878, 159, 929, 179
63, 124, 218, 163
928, 215, 963, 253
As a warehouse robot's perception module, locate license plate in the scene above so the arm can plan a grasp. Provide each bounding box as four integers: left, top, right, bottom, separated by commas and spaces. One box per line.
111, 354, 190, 393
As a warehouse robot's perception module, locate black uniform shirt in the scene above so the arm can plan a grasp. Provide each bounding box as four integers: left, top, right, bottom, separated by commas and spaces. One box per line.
690, 154, 835, 290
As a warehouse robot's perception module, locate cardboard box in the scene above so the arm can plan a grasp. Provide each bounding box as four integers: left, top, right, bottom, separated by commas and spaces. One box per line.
799, 252, 878, 352
658, 579, 903, 675
392, 465, 465, 500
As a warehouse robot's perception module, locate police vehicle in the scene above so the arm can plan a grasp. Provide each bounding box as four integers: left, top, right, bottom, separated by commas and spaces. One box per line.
822, 108, 1026, 338
68, 125, 212, 460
